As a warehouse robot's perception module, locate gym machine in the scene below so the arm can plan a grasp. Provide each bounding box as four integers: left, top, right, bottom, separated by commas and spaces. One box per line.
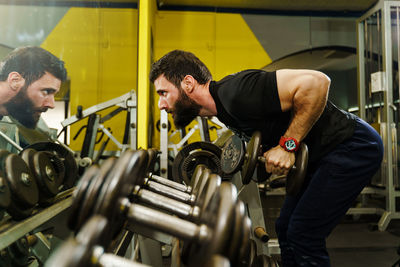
355, 0, 400, 231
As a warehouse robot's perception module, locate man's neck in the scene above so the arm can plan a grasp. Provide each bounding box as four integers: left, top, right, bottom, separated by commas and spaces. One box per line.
196, 81, 217, 116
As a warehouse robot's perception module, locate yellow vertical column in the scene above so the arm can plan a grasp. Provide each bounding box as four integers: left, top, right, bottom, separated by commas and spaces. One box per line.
137, 0, 157, 149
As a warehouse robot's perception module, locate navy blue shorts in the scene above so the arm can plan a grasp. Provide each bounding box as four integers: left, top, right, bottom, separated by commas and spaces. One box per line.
275, 118, 383, 267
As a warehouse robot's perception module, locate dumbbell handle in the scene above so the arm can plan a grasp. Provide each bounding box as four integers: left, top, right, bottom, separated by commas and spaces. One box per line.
257, 156, 297, 172
122, 198, 209, 243
93, 246, 150, 267
133, 186, 200, 219
144, 179, 196, 204
148, 173, 192, 193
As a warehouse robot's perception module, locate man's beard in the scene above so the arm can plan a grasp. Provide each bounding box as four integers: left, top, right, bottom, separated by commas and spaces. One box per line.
172, 90, 201, 129
4, 86, 46, 129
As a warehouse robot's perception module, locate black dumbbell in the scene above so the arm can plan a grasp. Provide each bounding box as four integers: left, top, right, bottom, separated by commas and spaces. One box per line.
45, 215, 148, 267
23, 141, 79, 190
140, 149, 214, 206
20, 148, 65, 206
69, 151, 221, 231
221, 131, 308, 196
71, 149, 238, 266
144, 148, 204, 194
0, 150, 39, 220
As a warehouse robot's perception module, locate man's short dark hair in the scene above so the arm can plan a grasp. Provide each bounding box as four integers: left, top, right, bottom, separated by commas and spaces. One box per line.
149, 50, 212, 88
0, 46, 67, 86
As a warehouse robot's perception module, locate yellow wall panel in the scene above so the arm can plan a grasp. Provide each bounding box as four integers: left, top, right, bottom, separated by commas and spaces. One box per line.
41, 7, 138, 151
215, 13, 272, 80
153, 11, 271, 147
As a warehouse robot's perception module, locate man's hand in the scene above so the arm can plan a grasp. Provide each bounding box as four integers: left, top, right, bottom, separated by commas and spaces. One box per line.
263, 145, 295, 176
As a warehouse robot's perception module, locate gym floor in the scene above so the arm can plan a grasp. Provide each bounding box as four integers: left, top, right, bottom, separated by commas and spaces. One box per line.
261, 194, 400, 267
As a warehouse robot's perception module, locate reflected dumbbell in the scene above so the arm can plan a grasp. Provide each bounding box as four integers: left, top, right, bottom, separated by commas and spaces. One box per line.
70, 149, 238, 266
45, 215, 149, 267
0, 149, 39, 220
20, 148, 65, 206
23, 141, 79, 190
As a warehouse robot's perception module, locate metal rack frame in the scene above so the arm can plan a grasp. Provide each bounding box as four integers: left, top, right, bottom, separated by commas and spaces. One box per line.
357, 0, 400, 231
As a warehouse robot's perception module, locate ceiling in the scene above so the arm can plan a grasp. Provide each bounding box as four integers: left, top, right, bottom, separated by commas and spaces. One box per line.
158, 0, 379, 16
0, 0, 379, 15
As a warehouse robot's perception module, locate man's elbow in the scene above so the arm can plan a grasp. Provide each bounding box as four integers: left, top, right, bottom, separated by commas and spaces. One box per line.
310, 71, 330, 98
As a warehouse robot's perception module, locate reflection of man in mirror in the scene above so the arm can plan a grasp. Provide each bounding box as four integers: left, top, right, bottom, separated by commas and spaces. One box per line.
0, 46, 67, 129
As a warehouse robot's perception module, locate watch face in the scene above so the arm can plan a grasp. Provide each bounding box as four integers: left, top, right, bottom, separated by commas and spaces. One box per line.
285, 139, 297, 151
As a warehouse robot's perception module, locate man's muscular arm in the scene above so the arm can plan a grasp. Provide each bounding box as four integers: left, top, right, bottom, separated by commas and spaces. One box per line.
263, 69, 330, 175
277, 69, 330, 141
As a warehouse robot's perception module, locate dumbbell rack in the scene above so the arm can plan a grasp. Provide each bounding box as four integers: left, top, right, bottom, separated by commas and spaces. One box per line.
0, 188, 73, 262
230, 171, 277, 256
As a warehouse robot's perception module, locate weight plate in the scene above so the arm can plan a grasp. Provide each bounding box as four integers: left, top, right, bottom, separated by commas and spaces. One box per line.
5, 153, 38, 208
122, 149, 149, 188
204, 255, 231, 267
239, 217, 253, 267
190, 164, 207, 189
0, 249, 11, 267
76, 158, 116, 232
8, 237, 30, 267
95, 150, 148, 222
6, 200, 34, 220
242, 131, 262, 185
172, 141, 224, 185
228, 200, 245, 263
286, 143, 309, 196
198, 173, 221, 218
0, 176, 11, 209
194, 182, 237, 262
221, 134, 245, 175
68, 165, 99, 231
146, 148, 159, 173
45, 238, 91, 267
191, 168, 211, 198
76, 215, 110, 249
24, 142, 78, 189
33, 151, 60, 197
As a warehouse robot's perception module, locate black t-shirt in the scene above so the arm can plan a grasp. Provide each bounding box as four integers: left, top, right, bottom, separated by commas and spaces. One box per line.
209, 69, 357, 165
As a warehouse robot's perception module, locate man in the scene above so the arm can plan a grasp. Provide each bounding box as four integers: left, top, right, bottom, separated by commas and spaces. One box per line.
150, 50, 383, 266
0, 46, 67, 129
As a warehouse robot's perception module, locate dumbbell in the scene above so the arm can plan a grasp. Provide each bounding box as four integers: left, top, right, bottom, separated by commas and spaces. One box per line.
20, 148, 65, 206
180, 198, 252, 267
45, 215, 149, 267
141, 149, 214, 206
70, 150, 252, 265
140, 163, 212, 206
221, 131, 308, 196
21, 141, 79, 190
69, 150, 221, 231
144, 148, 203, 194
7, 235, 37, 267
70, 149, 239, 266
0, 149, 39, 220
141, 149, 221, 211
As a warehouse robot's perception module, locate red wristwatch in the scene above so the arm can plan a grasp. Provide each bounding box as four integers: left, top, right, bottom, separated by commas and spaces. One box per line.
279, 136, 299, 152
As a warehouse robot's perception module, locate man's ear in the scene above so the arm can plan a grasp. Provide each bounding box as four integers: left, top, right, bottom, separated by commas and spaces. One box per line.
7, 72, 25, 92
181, 75, 195, 94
